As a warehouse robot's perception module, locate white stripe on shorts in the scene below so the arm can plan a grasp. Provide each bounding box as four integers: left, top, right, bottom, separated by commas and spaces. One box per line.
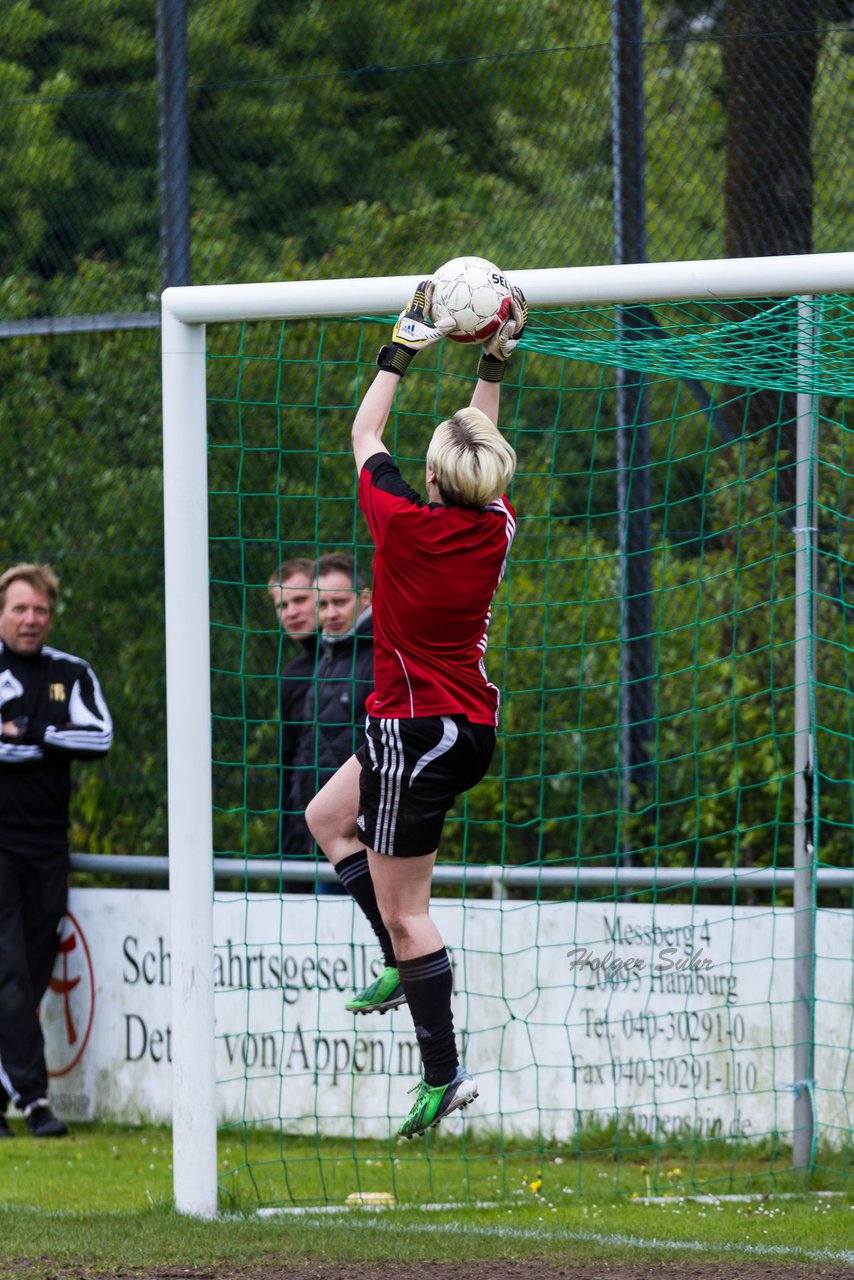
376, 718, 405, 856
410, 715, 459, 784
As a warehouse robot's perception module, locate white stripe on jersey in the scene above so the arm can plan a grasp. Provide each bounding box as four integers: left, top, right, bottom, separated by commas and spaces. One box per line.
0, 741, 42, 761
485, 497, 516, 587
69, 672, 112, 731
474, 498, 516, 663
393, 648, 415, 718
0, 669, 24, 711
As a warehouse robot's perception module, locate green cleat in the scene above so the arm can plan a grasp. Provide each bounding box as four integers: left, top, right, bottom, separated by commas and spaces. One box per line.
397, 1068, 478, 1138
345, 966, 407, 1015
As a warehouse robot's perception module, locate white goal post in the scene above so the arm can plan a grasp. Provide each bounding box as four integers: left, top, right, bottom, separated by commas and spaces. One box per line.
161, 252, 854, 1217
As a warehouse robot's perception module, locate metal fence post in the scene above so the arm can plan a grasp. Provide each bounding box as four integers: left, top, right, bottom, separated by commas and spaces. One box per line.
611, 0, 654, 850
157, 0, 191, 290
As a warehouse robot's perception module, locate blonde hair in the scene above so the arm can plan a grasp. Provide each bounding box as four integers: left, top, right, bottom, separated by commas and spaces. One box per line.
0, 563, 60, 613
426, 409, 517, 508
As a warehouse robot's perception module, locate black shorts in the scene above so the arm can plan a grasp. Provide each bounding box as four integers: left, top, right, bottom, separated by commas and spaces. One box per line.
356, 714, 496, 857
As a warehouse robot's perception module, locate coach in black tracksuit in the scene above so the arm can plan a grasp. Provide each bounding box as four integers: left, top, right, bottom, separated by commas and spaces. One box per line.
0, 563, 112, 1139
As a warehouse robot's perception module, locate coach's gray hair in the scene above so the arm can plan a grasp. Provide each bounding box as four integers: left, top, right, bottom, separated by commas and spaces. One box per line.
426, 408, 517, 508
0, 562, 60, 613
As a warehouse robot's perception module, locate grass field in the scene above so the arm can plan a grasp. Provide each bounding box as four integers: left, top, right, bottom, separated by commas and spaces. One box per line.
1, 1123, 853, 1278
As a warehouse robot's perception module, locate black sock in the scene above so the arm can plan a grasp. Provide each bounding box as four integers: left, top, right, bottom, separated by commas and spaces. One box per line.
335, 850, 396, 969
397, 948, 458, 1087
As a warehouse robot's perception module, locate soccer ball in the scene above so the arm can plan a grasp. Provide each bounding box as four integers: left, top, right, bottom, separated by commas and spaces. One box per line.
431, 256, 511, 344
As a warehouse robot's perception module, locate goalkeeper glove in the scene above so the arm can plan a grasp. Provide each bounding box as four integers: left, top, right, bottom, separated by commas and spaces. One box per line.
377, 280, 454, 377
477, 284, 528, 383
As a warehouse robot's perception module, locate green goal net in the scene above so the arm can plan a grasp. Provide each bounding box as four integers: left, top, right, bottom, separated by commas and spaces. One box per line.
193, 290, 853, 1209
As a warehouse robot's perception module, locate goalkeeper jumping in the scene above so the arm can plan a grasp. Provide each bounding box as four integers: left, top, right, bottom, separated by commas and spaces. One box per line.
305, 272, 526, 1138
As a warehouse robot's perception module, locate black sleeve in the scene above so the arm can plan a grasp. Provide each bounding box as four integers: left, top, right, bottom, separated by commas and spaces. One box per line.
0, 654, 112, 763
363, 453, 426, 507
46, 662, 113, 758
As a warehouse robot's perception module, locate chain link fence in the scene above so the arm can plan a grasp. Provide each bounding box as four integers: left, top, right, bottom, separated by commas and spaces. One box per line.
4, 3, 853, 320
1, 1, 852, 852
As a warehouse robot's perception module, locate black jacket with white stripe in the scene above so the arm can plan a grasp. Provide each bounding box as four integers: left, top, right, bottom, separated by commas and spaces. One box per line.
0, 640, 113, 856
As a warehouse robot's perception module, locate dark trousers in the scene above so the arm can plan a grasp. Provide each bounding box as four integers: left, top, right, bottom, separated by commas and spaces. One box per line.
0, 847, 68, 1109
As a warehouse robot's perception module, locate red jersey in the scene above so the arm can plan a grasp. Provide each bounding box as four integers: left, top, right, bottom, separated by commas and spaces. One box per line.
358, 453, 516, 725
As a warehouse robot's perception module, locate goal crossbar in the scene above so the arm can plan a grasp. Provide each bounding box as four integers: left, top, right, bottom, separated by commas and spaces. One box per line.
163, 251, 854, 326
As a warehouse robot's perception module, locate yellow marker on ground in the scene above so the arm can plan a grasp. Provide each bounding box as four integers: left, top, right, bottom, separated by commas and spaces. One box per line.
345, 1191, 396, 1206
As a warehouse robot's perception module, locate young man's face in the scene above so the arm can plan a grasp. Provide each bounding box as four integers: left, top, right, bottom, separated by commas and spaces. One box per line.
0, 579, 53, 655
317, 571, 369, 637
270, 572, 317, 639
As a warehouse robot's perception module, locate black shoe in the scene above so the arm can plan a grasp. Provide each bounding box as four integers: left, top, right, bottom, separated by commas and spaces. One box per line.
0, 1112, 11, 1138
24, 1102, 68, 1138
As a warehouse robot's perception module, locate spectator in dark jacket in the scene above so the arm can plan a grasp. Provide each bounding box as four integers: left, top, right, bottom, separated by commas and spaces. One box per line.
268, 558, 318, 858
287, 552, 373, 820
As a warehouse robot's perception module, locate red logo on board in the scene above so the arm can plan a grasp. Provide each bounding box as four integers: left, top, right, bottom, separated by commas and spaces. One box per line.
42, 911, 96, 1077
